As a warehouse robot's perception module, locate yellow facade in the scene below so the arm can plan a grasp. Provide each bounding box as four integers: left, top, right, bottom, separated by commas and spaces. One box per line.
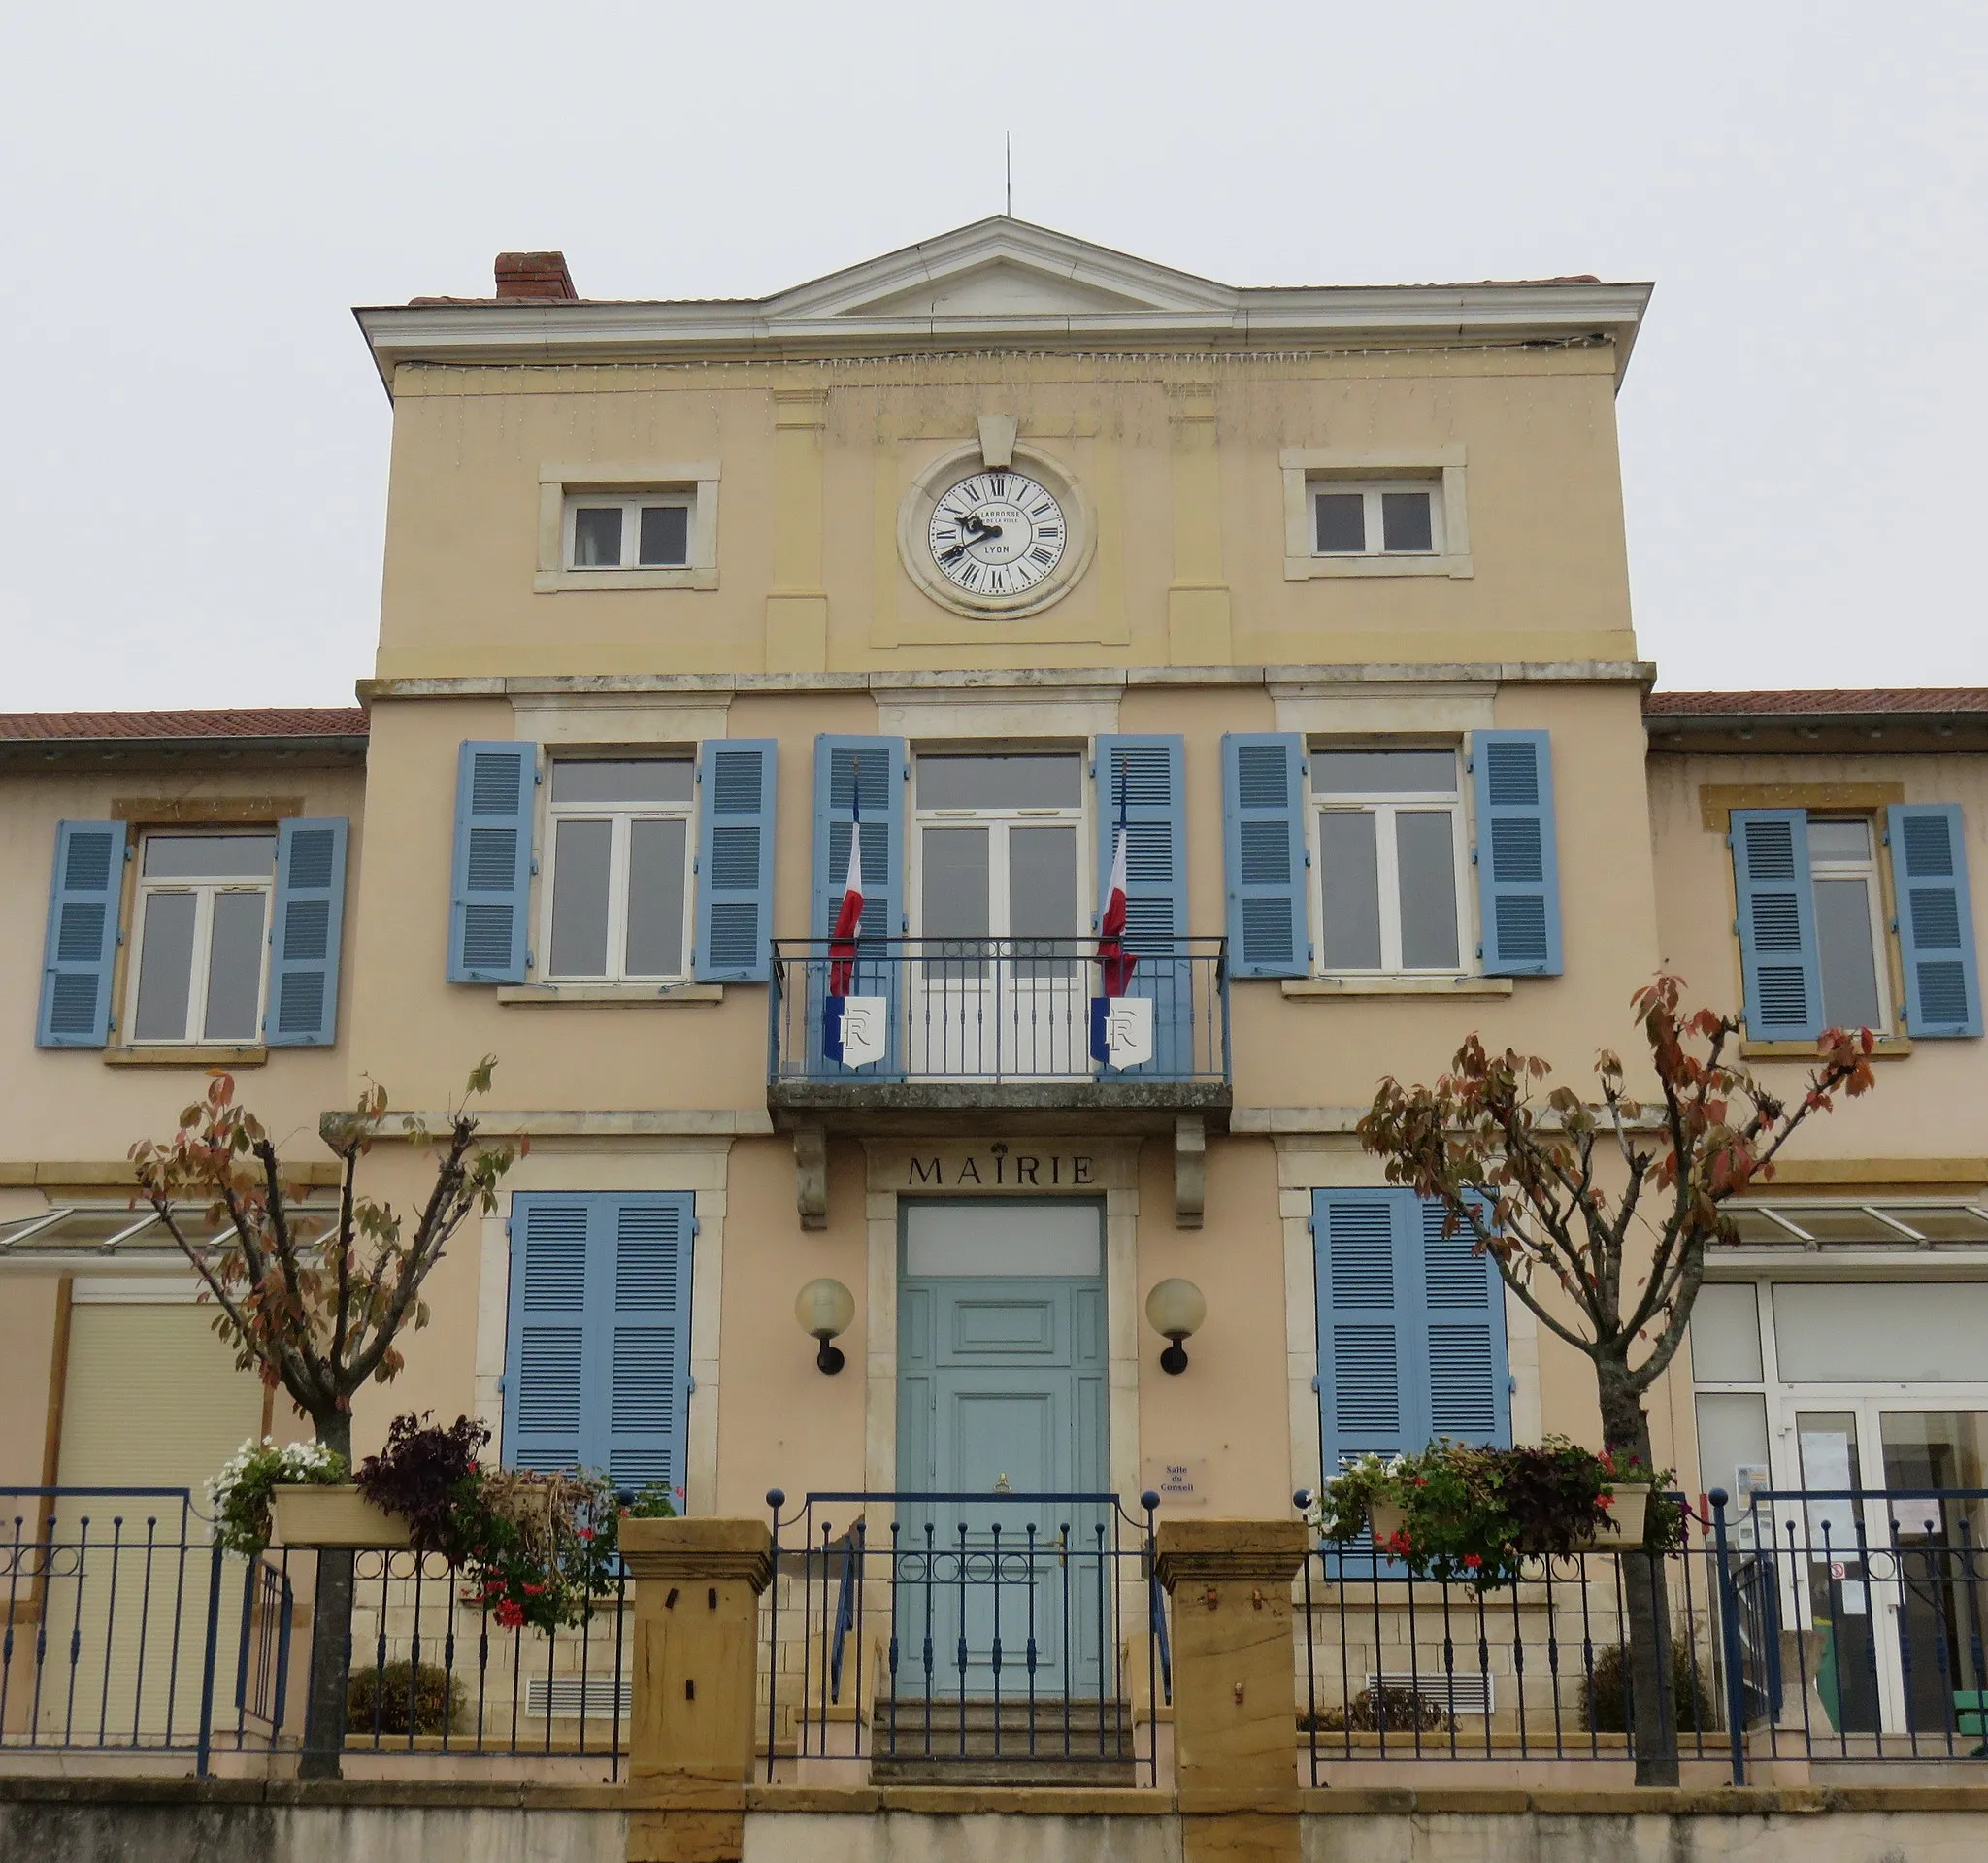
3, 218, 1983, 1587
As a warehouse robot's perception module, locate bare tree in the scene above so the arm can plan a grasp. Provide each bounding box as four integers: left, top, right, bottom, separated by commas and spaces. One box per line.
1357, 976, 1876, 1783
129, 1060, 523, 1778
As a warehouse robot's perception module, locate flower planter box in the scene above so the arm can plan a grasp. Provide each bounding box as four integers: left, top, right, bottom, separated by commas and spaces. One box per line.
1367, 1500, 1408, 1547
1365, 1485, 1650, 1559
270, 1483, 411, 1549
1574, 1481, 1649, 1550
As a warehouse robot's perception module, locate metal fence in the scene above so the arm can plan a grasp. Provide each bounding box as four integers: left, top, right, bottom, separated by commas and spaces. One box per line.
2, 1490, 631, 1777
1, 1488, 285, 1769
1295, 1490, 1728, 1778
768, 937, 1230, 1085
765, 1489, 1168, 1784
1725, 1485, 1988, 1764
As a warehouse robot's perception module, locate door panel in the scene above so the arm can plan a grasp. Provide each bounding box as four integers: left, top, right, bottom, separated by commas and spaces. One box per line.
897, 1204, 1110, 1699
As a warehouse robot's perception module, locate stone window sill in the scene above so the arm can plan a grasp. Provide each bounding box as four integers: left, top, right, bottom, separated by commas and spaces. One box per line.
105, 1045, 269, 1068
1742, 1038, 1912, 1061
496, 983, 724, 1007
532, 568, 719, 593
1284, 552, 1474, 582
1282, 977, 1514, 999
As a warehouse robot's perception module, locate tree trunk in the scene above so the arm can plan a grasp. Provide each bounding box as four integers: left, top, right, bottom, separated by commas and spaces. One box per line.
1596, 1365, 1679, 1786
298, 1411, 354, 1780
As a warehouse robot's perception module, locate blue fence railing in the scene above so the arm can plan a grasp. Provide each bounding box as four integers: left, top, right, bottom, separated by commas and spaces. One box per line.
768, 937, 1230, 1086
1, 1489, 631, 1778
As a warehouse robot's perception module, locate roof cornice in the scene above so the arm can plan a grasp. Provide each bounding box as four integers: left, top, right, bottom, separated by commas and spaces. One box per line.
354, 218, 1652, 396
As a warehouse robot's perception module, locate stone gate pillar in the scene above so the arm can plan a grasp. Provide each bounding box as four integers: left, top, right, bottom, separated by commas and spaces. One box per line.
1155, 1519, 1309, 1863
620, 1517, 774, 1863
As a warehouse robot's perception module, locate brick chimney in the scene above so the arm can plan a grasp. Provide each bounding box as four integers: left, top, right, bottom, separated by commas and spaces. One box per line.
493, 251, 577, 301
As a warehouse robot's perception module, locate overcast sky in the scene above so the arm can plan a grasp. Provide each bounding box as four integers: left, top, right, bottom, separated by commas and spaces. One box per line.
1, 1, 1979, 711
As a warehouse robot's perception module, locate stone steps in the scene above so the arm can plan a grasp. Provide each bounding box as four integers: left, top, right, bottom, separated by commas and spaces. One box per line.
868, 1696, 1138, 1785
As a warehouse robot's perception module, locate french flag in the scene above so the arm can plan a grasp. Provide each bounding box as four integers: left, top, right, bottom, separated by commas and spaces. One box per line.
1098, 801, 1136, 997
829, 802, 864, 997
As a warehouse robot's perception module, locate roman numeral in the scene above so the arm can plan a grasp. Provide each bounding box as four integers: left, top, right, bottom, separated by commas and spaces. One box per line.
1029, 545, 1054, 565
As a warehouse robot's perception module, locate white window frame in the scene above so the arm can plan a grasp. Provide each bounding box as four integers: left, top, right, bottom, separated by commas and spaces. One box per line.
1280, 445, 1473, 581
562, 493, 694, 572
539, 761, 698, 984
1807, 815, 1895, 1036
909, 752, 1091, 945
1307, 747, 1474, 979
1308, 479, 1447, 560
535, 461, 719, 592
125, 832, 275, 1046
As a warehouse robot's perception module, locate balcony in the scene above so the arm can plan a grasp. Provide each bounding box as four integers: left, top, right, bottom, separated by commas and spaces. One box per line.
767, 937, 1230, 1227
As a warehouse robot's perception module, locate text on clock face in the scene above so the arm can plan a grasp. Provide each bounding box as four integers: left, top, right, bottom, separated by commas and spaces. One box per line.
928, 471, 1067, 596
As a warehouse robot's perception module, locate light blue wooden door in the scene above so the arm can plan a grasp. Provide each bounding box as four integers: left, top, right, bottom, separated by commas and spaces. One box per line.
897, 1202, 1110, 1700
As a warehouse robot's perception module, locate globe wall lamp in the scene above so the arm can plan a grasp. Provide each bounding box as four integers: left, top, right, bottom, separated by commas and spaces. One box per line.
795, 1277, 856, 1375
1144, 1278, 1207, 1376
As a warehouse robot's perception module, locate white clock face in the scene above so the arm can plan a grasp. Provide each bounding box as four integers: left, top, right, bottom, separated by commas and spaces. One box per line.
927, 471, 1067, 599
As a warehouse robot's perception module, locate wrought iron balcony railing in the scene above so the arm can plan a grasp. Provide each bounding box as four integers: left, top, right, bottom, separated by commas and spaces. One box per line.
767, 937, 1230, 1088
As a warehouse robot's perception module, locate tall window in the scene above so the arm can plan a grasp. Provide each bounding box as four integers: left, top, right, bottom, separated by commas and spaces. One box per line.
1311, 749, 1468, 974
1808, 817, 1890, 1032
914, 753, 1083, 976
544, 760, 695, 981
130, 833, 276, 1043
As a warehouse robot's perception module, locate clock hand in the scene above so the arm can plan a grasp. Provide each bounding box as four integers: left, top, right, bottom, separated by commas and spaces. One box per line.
939, 519, 1004, 564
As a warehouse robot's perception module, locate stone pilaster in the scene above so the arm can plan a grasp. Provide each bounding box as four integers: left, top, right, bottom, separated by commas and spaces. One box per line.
621, 1517, 774, 1863
1155, 1518, 1308, 1863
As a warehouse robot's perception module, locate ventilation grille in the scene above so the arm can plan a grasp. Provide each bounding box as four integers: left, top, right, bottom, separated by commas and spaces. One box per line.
1365, 1670, 1493, 1715
525, 1676, 632, 1718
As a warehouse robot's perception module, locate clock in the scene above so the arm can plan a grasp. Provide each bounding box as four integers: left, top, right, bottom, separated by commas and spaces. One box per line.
897, 441, 1092, 619
927, 471, 1067, 600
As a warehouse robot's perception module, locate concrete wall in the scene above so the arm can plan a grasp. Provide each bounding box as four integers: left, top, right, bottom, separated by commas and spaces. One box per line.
9, 1782, 1988, 1863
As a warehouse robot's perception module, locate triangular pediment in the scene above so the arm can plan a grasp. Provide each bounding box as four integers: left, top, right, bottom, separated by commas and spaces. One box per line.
767, 217, 1237, 323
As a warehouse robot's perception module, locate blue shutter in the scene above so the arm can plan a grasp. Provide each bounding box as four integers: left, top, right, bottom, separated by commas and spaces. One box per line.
504, 1195, 591, 1472
1731, 810, 1822, 1041
811, 736, 906, 1076
692, 740, 777, 982
1313, 1189, 1510, 1571
447, 741, 536, 983
1472, 730, 1563, 977
1416, 1196, 1510, 1447
1888, 804, 1980, 1038
1221, 733, 1308, 978
602, 1194, 694, 1494
266, 817, 348, 1046
504, 1191, 695, 1495
37, 821, 124, 1048
1095, 736, 1188, 1076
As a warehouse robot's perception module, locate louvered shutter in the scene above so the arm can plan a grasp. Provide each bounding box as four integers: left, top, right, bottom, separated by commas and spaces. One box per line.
504, 1192, 696, 1490
1221, 733, 1308, 978
601, 1195, 694, 1492
266, 817, 348, 1046
692, 740, 777, 982
447, 741, 536, 984
1730, 810, 1822, 1041
504, 1195, 591, 1471
1471, 730, 1563, 976
1887, 804, 1980, 1038
811, 736, 906, 1076
1313, 1189, 1510, 1570
1417, 1197, 1510, 1447
1095, 736, 1188, 1074
37, 821, 124, 1048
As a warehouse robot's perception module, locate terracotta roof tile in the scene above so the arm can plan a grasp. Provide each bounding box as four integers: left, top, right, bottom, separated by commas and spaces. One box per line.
0, 708, 367, 742
1646, 689, 1988, 717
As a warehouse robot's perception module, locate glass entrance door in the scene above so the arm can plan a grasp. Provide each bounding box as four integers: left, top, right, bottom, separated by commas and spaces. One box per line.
1787, 1403, 1988, 1740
